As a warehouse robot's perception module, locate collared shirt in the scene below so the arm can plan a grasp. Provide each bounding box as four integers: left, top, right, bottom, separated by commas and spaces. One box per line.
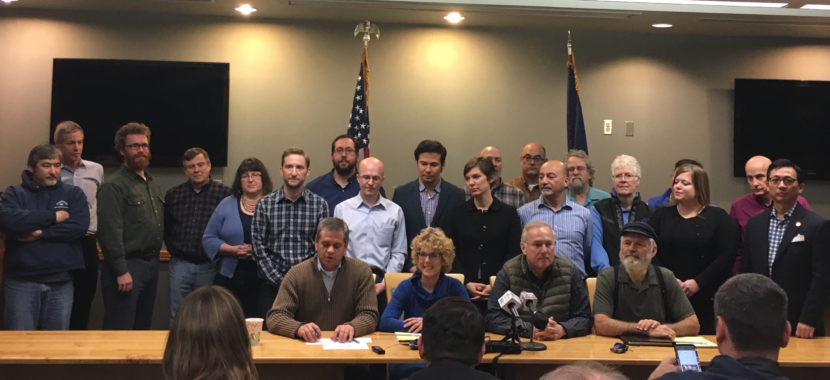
97, 166, 164, 275
565, 186, 611, 210
316, 257, 342, 294
333, 194, 407, 274
506, 175, 541, 203
593, 265, 695, 323
306, 170, 386, 214
164, 180, 230, 263
517, 197, 594, 275
767, 202, 797, 275
418, 178, 441, 227
252, 188, 329, 287
60, 159, 103, 235
465, 178, 526, 209
730, 192, 810, 240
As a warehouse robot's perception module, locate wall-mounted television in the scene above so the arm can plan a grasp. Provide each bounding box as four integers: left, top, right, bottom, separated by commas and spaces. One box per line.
50, 58, 229, 167
734, 78, 830, 181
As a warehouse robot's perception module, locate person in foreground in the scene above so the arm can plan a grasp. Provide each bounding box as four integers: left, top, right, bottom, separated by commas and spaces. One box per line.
379, 227, 469, 380
593, 222, 699, 339
487, 221, 593, 340
267, 217, 378, 343
410, 297, 498, 380
541, 361, 629, 380
648, 273, 791, 380
163, 285, 258, 380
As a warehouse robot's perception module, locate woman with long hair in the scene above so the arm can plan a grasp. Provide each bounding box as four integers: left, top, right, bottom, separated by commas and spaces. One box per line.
203, 158, 273, 317
163, 285, 258, 380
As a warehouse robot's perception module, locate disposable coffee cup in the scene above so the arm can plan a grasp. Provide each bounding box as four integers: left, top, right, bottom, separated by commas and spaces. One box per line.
246, 318, 264, 345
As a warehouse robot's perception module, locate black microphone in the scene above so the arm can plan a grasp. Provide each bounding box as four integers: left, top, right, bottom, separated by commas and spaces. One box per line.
531, 311, 549, 330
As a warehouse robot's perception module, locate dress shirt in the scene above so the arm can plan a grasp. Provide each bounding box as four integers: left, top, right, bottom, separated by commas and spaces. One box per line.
164, 180, 231, 263
517, 197, 595, 275
729, 192, 809, 240
418, 178, 440, 227
506, 175, 541, 203
306, 170, 385, 214
565, 186, 611, 210
316, 257, 342, 294
251, 188, 329, 287
465, 177, 526, 209
767, 203, 797, 275
60, 159, 103, 235
333, 194, 407, 274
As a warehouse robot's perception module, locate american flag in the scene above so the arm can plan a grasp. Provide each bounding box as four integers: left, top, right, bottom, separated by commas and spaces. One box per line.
347, 46, 371, 158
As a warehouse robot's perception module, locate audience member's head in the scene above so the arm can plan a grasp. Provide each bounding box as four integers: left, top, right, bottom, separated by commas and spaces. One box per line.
541, 361, 630, 380
330, 134, 358, 176
714, 273, 790, 358
743, 155, 772, 197
419, 297, 485, 367
463, 156, 497, 183
610, 154, 642, 198
410, 227, 455, 274
163, 286, 258, 380
565, 149, 596, 189
231, 157, 273, 198
670, 163, 709, 207
767, 158, 804, 185
519, 142, 547, 180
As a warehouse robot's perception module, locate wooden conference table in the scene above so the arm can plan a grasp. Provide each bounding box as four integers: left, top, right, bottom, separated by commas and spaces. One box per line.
0, 330, 828, 380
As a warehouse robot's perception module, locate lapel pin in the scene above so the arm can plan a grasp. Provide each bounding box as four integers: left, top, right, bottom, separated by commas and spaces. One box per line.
795, 221, 801, 228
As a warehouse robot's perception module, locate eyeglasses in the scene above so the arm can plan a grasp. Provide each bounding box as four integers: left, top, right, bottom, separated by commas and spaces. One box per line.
335, 148, 355, 155
125, 143, 149, 150
417, 252, 440, 260
242, 172, 262, 180
521, 155, 545, 163
769, 177, 797, 186
613, 173, 638, 181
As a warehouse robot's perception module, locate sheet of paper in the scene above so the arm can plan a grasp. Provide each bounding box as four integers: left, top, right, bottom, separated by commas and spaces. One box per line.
306, 337, 372, 350
674, 336, 717, 348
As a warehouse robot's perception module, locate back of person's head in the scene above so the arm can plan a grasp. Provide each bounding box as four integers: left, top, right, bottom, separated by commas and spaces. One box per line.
420, 296, 484, 366
163, 286, 258, 380
541, 361, 629, 380
715, 273, 788, 354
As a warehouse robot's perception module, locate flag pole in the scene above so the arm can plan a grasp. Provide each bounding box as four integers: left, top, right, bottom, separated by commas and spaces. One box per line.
349, 21, 380, 158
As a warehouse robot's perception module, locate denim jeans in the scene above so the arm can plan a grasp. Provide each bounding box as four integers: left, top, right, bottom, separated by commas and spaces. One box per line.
3, 278, 74, 330
169, 257, 216, 320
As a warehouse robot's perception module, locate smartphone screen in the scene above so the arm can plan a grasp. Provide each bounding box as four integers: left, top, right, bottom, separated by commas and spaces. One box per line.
675, 344, 702, 372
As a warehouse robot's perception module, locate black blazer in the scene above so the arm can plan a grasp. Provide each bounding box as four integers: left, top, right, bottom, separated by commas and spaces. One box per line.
392, 179, 465, 268
742, 203, 830, 335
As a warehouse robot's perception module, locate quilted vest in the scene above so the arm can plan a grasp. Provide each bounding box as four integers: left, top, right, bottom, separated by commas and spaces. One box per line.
593, 194, 652, 266
502, 254, 574, 322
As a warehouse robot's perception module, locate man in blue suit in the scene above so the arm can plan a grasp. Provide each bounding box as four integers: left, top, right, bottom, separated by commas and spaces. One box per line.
393, 140, 465, 272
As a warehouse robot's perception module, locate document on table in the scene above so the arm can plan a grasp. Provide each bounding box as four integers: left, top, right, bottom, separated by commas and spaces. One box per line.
306, 337, 372, 350
394, 332, 420, 342
674, 336, 717, 348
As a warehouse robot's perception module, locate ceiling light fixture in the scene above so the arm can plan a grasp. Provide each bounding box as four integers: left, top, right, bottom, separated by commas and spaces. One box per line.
235, 4, 257, 16
1, 0, 20, 4
598, 0, 787, 8
444, 12, 465, 24
652, 23, 674, 28
801, 4, 830, 10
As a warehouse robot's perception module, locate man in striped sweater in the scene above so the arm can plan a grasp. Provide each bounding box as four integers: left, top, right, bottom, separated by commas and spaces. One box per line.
267, 217, 378, 342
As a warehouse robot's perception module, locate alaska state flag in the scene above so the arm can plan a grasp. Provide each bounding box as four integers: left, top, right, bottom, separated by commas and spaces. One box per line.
566, 51, 588, 154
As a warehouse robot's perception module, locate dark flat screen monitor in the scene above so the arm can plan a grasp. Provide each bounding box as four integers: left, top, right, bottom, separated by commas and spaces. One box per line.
50, 58, 229, 167
733, 78, 830, 181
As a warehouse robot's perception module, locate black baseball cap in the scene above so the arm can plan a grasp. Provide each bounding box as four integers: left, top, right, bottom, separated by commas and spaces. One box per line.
620, 221, 657, 241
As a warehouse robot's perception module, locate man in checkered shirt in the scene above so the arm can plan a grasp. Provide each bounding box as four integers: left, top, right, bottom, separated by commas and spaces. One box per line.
164, 147, 231, 320
252, 147, 329, 320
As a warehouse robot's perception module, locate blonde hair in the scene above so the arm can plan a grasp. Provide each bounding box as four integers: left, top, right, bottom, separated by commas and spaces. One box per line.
410, 227, 455, 273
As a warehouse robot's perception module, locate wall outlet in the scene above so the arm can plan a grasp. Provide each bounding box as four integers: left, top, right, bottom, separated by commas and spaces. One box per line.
603, 120, 612, 135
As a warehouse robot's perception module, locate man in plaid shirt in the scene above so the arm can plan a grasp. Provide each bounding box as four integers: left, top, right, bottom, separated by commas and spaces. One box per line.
252, 147, 329, 319
164, 148, 231, 320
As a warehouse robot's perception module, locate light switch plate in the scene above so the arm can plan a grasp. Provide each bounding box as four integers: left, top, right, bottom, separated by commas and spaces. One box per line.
603, 120, 612, 135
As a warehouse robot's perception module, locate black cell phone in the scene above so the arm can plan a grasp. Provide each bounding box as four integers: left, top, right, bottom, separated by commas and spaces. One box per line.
371, 345, 386, 355
674, 344, 702, 372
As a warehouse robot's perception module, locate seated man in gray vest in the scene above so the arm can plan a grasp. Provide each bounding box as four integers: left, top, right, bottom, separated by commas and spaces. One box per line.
486, 221, 592, 340
593, 221, 700, 339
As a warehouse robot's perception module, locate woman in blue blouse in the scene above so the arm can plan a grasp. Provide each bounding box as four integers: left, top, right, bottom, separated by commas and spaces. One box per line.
202, 158, 274, 318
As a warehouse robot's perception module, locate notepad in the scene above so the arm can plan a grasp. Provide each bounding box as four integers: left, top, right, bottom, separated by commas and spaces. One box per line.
674, 336, 717, 348
394, 332, 421, 342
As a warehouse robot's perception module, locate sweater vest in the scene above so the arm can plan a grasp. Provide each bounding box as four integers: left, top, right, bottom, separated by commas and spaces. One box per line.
502, 255, 574, 322
594, 194, 652, 266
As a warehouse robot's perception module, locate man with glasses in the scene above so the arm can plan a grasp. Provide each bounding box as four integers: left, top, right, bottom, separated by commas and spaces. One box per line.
307, 134, 385, 214
97, 122, 164, 329
252, 147, 329, 320
742, 158, 830, 339
334, 157, 406, 314
507, 142, 547, 203
164, 147, 231, 320
564, 149, 610, 210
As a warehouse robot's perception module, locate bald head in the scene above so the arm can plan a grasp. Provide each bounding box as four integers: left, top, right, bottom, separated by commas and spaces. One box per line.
745, 155, 772, 197
539, 160, 569, 199
519, 142, 547, 180
357, 157, 385, 202
479, 146, 503, 177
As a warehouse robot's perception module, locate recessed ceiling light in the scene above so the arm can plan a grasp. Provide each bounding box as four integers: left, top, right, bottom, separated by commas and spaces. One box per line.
444, 12, 465, 24
598, 0, 787, 8
1, 0, 20, 4
652, 23, 674, 28
801, 4, 830, 10
235, 4, 257, 16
